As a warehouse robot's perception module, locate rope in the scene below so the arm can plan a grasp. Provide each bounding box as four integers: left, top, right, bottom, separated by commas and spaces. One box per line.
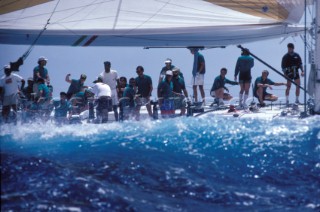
22, 0, 61, 60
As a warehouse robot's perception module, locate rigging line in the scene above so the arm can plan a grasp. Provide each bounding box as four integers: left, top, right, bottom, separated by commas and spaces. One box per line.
94, 0, 172, 44
113, 0, 123, 30
22, 0, 61, 59
52, 0, 108, 24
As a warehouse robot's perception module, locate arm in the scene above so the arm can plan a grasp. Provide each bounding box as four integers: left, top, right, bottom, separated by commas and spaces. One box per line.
281, 55, 286, 70
257, 83, 273, 90
148, 77, 153, 97
274, 82, 287, 86
198, 62, 205, 73
65, 74, 72, 83
234, 59, 240, 80
149, 84, 153, 98
183, 88, 188, 97
46, 73, 50, 84
225, 78, 238, 86
223, 86, 229, 93
198, 54, 205, 73
298, 54, 305, 76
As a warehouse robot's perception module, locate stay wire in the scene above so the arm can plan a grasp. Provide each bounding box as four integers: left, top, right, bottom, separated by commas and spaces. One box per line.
22, 0, 61, 60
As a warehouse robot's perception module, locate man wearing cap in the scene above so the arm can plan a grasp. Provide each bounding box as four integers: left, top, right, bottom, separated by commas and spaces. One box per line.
159, 58, 175, 85
253, 70, 287, 107
158, 70, 174, 117
281, 43, 304, 105
234, 48, 254, 108
33, 56, 50, 95
99, 61, 119, 121
22, 77, 34, 101
135, 65, 153, 119
172, 67, 188, 115
189, 48, 206, 104
159, 58, 184, 85
92, 77, 112, 123
0, 65, 25, 122
65, 74, 87, 100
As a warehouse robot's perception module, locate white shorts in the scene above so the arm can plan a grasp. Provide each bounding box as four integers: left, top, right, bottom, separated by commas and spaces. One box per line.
111, 89, 119, 105
191, 74, 204, 86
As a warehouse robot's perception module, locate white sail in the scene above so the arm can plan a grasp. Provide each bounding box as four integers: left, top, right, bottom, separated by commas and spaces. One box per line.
0, 0, 305, 47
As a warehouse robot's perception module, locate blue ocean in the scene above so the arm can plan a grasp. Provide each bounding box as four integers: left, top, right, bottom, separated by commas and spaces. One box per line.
1, 116, 320, 211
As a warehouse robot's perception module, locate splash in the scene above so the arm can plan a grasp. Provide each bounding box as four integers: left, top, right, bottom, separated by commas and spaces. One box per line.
1, 116, 320, 211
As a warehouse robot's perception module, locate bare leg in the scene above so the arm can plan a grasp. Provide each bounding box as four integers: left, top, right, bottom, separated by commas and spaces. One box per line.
146, 102, 153, 117
2, 105, 10, 123
193, 85, 198, 102
199, 85, 205, 101
295, 78, 300, 97
215, 88, 224, 99
113, 105, 118, 121
256, 87, 264, 104
244, 83, 250, 95
285, 80, 291, 96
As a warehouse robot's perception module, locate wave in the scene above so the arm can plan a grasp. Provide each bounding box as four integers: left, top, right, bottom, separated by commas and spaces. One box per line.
1, 116, 320, 211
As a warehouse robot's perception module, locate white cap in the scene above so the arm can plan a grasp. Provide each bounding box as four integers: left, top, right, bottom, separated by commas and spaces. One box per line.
172, 67, 180, 72
38, 56, 48, 62
3, 65, 10, 70
164, 58, 172, 63
166, 70, 173, 76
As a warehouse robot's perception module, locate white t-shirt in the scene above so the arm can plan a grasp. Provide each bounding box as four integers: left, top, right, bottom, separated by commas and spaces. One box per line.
99, 70, 118, 90
92, 82, 111, 98
0, 73, 23, 96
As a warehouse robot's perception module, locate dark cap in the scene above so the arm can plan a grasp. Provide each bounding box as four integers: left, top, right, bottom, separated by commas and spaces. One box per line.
241, 48, 250, 55
93, 76, 103, 83
80, 74, 87, 79
60, 92, 67, 96
287, 43, 294, 49
104, 61, 111, 65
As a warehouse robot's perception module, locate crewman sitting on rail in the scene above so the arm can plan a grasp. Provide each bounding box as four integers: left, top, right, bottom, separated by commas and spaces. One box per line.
253, 70, 287, 107
210, 68, 238, 106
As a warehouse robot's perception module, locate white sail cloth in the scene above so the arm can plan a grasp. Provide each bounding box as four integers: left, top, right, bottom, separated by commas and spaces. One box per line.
0, 0, 305, 47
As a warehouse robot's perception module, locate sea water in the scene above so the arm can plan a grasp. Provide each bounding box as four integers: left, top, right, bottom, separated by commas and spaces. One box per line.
1, 116, 320, 211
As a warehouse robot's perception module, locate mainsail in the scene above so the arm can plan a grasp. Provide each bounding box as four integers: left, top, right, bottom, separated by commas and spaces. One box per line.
0, 0, 305, 47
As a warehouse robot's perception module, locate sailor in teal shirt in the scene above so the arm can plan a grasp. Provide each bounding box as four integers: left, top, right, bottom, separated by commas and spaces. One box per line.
54, 92, 71, 121
210, 68, 238, 106
158, 70, 174, 117
234, 48, 254, 107
135, 65, 153, 118
253, 70, 287, 107
123, 78, 136, 108
65, 74, 87, 100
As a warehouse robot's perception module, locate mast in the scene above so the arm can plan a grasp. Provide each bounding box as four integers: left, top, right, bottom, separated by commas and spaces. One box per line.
315, 0, 320, 113
312, 0, 320, 113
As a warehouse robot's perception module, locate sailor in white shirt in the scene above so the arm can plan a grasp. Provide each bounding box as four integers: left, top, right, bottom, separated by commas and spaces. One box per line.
99, 61, 119, 121
92, 77, 112, 123
0, 65, 25, 122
